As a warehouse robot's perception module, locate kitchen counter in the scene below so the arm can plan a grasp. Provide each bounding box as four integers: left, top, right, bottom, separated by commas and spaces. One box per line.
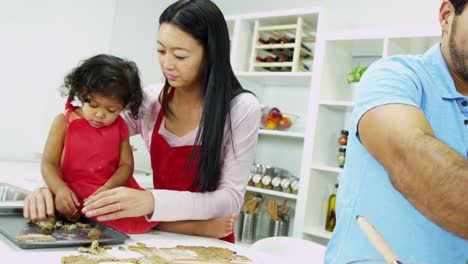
0, 230, 275, 263
0, 160, 154, 190
0, 160, 279, 263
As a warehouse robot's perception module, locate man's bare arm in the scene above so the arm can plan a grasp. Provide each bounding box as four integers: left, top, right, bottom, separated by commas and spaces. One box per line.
359, 104, 468, 238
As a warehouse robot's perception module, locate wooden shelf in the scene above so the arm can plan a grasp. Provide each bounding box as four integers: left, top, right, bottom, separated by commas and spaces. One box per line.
255, 44, 314, 59
258, 24, 297, 31
254, 61, 293, 67
259, 129, 304, 139
246, 186, 298, 200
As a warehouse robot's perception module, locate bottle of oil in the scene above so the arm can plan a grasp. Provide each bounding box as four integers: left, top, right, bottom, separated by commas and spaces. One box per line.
325, 183, 338, 232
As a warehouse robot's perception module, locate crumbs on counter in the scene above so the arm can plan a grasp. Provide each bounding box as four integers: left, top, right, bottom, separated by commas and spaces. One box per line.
77, 240, 111, 255
62, 242, 252, 264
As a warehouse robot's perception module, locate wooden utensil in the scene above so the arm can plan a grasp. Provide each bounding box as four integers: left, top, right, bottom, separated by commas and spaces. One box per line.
356, 216, 402, 264
266, 199, 279, 221
278, 199, 290, 221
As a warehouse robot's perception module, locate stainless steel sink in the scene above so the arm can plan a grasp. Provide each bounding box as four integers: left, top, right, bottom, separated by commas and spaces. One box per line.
0, 183, 29, 202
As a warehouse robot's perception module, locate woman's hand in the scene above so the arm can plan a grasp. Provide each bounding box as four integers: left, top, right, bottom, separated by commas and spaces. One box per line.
91, 185, 111, 197
55, 186, 80, 216
82, 187, 154, 221
23, 187, 55, 220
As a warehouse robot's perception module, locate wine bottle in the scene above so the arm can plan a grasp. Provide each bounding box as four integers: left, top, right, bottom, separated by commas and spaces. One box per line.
258, 37, 268, 44
325, 184, 338, 232
258, 37, 273, 52
267, 37, 284, 51
279, 36, 312, 57
255, 56, 266, 62
265, 55, 278, 62
278, 54, 292, 62
255, 56, 276, 71
267, 37, 279, 44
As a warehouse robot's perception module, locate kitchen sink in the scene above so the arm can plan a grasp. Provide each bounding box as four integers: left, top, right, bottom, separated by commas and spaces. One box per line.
0, 183, 29, 202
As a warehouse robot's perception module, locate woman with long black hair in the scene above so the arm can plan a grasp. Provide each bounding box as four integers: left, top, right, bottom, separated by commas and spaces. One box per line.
25, 0, 260, 243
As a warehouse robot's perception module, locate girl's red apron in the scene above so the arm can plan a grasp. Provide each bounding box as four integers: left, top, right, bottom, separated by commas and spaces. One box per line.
150, 89, 235, 243
61, 101, 157, 234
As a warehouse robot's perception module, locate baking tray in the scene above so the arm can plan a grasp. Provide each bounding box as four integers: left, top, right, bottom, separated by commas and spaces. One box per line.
0, 206, 129, 249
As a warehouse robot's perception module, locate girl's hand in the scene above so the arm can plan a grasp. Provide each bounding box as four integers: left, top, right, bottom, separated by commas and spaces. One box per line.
24, 187, 55, 220
55, 186, 80, 216
82, 187, 154, 221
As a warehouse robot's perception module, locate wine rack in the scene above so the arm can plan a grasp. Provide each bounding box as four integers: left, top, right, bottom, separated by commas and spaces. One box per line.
248, 16, 315, 73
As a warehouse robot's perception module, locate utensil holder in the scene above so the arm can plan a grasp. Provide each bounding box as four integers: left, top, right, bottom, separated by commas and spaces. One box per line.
234, 212, 244, 241
269, 219, 289, 237
241, 213, 257, 243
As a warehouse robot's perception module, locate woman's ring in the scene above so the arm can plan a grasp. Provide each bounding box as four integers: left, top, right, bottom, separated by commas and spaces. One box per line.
115, 202, 121, 211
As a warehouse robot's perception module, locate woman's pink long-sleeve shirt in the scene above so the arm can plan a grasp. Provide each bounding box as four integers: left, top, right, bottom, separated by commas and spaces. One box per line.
121, 83, 260, 221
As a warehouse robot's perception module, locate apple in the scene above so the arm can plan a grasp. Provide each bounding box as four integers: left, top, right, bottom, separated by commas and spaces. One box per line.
268, 107, 283, 122
262, 115, 277, 130
278, 116, 292, 130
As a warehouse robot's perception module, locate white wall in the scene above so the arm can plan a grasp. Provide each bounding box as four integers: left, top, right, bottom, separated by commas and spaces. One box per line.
109, 0, 442, 84
323, 0, 440, 31
0, 0, 116, 161
0, 0, 442, 164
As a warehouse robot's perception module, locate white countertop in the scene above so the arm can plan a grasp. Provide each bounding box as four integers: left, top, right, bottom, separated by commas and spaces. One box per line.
0, 230, 277, 263
0, 160, 281, 263
0, 160, 154, 190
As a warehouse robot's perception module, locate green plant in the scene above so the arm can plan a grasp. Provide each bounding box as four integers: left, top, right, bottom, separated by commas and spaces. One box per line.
346, 65, 368, 84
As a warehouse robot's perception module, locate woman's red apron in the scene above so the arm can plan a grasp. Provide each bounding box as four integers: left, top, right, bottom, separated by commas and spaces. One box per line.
150, 89, 235, 243
61, 101, 157, 234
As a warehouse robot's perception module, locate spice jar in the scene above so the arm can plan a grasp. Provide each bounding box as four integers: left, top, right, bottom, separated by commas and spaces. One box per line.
272, 176, 282, 191
252, 174, 263, 188
336, 147, 346, 168
291, 179, 299, 194
248, 174, 254, 186
261, 175, 273, 189
338, 130, 349, 145
280, 177, 292, 193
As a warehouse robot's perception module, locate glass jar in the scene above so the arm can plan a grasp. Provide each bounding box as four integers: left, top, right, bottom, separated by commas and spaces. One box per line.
338, 129, 349, 145
291, 179, 299, 194
252, 174, 263, 188
272, 176, 282, 191
261, 175, 272, 189
336, 147, 346, 168
248, 174, 254, 186
281, 178, 292, 193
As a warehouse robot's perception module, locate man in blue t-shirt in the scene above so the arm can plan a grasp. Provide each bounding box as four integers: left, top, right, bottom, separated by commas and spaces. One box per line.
325, 1, 468, 264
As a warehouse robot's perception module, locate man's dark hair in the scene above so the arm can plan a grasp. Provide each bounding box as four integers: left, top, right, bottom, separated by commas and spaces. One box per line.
450, 0, 467, 15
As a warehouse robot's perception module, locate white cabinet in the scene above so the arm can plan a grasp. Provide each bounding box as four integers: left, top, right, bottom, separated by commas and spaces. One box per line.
295, 31, 440, 245
226, 8, 323, 244
227, 8, 441, 246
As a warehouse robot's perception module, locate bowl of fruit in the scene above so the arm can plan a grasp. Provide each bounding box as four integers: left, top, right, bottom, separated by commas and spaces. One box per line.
260, 105, 298, 131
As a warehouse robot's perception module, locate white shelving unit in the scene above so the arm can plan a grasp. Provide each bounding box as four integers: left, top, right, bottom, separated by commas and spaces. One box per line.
294, 30, 441, 245
246, 186, 298, 200
226, 8, 323, 245
227, 8, 440, 247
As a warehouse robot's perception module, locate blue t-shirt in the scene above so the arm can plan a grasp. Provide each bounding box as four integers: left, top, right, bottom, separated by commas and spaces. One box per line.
325, 44, 468, 264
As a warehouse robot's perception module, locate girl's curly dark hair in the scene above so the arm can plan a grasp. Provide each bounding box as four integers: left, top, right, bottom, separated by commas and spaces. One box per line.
63, 54, 143, 119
